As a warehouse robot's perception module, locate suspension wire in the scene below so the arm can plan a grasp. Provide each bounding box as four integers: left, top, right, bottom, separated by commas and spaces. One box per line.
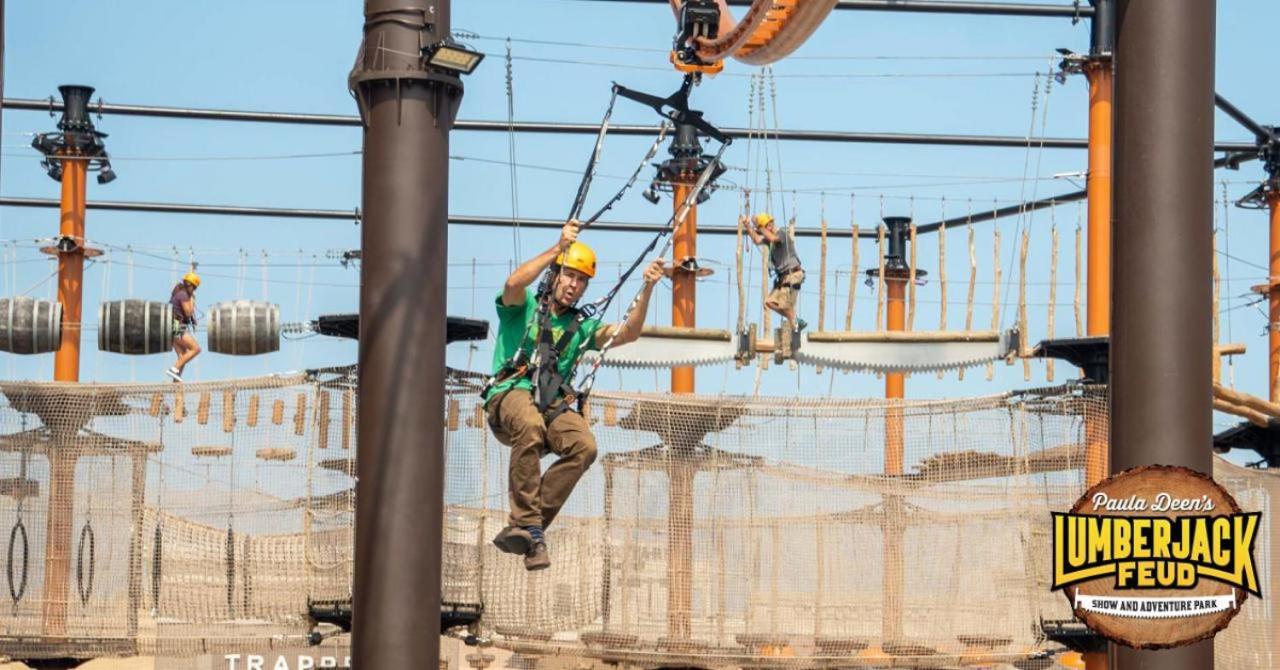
576, 140, 732, 404
506, 39, 522, 258
582, 122, 670, 225
998, 69, 1048, 327
767, 68, 789, 228
1221, 181, 1236, 389
567, 89, 620, 223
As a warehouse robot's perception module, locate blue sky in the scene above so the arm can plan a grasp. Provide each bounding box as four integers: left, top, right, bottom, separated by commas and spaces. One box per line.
1, 1, 1274, 437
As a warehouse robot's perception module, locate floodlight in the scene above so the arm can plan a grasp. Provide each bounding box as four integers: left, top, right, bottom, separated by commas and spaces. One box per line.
424, 42, 485, 75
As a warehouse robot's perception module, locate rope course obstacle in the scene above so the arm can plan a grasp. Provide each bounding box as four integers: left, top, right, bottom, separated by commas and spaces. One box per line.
0, 375, 1273, 667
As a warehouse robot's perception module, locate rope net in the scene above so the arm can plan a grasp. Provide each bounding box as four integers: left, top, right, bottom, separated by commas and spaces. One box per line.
0, 371, 1273, 668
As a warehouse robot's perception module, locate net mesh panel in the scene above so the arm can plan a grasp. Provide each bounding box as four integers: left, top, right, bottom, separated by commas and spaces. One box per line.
0, 372, 1273, 668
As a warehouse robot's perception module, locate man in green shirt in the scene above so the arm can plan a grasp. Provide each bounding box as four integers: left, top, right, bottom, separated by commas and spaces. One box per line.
485, 220, 664, 570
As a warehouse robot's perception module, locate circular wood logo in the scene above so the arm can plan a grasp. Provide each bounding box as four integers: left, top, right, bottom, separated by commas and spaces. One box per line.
1051, 465, 1262, 649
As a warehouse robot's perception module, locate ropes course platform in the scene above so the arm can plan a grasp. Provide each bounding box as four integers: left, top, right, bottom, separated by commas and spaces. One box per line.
0, 372, 1273, 668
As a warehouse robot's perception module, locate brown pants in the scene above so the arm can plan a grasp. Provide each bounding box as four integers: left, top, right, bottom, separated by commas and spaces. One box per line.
486, 389, 598, 529
767, 268, 805, 312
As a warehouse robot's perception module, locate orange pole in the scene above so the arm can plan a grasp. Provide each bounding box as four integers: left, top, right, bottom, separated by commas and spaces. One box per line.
1083, 60, 1113, 670
1268, 189, 1280, 403
883, 272, 906, 644
672, 181, 697, 394
43, 154, 87, 635
1085, 64, 1113, 340
1269, 189, 1280, 670
885, 277, 905, 471
668, 179, 696, 642
1083, 63, 1112, 488
54, 155, 87, 381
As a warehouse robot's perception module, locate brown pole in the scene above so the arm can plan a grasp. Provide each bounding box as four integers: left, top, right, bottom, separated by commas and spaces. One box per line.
1111, 1, 1215, 668
41, 150, 87, 636
349, 1, 461, 667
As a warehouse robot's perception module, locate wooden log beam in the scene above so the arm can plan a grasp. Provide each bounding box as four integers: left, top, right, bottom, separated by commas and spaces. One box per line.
808, 329, 1001, 343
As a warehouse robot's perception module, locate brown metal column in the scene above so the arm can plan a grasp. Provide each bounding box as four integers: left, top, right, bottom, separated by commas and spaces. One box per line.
349, 2, 462, 667
1111, 1, 1215, 668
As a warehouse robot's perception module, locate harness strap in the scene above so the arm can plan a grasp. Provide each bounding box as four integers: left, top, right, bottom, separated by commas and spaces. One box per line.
533, 303, 587, 413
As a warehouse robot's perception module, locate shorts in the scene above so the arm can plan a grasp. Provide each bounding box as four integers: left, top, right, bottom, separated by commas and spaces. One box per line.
767, 268, 805, 312
173, 320, 194, 337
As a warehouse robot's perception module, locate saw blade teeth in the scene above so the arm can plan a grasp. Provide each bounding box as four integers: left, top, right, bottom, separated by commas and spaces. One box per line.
792, 352, 1000, 374
584, 354, 735, 370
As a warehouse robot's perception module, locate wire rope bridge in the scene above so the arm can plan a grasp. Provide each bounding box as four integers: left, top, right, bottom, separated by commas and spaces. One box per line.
0, 372, 1272, 668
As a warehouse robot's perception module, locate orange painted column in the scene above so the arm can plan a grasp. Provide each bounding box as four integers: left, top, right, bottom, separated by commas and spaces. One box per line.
54, 155, 87, 381
1085, 64, 1113, 340
668, 179, 696, 642
883, 272, 906, 644
885, 276, 906, 472
1268, 189, 1280, 403
1269, 189, 1280, 670
672, 180, 697, 394
43, 154, 87, 635
1084, 62, 1114, 490
1083, 61, 1113, 670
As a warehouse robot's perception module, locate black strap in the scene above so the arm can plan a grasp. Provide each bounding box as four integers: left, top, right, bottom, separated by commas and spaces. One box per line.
532, 301, 586, 413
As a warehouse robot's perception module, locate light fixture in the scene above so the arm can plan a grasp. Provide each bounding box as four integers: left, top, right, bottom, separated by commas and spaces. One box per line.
642, 185, 661, 205
695, 188, 712, 205
424, 41, 485, 75
97, 164, 116, 185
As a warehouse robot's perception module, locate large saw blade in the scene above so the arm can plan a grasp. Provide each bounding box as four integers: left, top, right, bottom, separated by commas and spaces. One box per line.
580, 335, 737, 370
793, 330, 1019, 373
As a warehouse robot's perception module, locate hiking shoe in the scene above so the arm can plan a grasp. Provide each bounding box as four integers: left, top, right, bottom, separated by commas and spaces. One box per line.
165, 367, 183, 383
524, 541, 551, 571
492, 525, 533, 555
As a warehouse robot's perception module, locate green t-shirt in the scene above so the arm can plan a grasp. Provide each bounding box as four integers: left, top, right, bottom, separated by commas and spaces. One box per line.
486, 288, 603, 401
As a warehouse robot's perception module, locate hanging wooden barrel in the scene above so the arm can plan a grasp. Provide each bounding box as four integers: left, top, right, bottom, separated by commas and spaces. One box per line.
207, 301, 280, 356
98, 300, 173, 355
0, 297, 62, 354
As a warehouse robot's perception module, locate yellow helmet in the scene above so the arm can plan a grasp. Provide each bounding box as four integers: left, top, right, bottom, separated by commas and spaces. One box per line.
555, 241, 597, 278
182, 271, 201, 288
753, 212, 776, 229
